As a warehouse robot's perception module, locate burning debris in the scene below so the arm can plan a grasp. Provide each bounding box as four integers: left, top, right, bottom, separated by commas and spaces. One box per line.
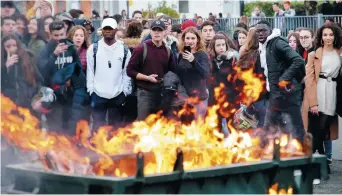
1, 67, 305, 178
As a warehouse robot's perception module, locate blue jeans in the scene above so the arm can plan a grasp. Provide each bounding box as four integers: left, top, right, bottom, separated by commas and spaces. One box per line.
193, 98, 208, 121
324, 140, 332, 159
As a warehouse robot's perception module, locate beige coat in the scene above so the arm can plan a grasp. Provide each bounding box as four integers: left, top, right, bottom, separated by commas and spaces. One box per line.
302, 47, 342, 140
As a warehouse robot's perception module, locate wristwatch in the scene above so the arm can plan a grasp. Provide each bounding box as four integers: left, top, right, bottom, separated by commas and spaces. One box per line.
146, 75, 149, 81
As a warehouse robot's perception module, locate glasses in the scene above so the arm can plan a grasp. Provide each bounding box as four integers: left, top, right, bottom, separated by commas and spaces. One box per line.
300, 36, 310, 40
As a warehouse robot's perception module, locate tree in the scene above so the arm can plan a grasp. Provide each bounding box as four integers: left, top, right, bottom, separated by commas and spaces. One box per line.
142, 1, 180, 19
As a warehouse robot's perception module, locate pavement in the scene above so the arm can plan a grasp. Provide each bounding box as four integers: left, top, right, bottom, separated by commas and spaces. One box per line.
315, 117, 342, 194
331, 117, 342, 160
314, 160, 342, 194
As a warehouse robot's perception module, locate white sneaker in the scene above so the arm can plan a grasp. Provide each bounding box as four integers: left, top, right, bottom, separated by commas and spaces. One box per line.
313, 179, 320, 185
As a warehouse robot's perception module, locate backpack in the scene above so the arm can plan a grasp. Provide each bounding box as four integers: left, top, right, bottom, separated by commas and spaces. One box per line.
92, 41, 129, 74
142, 42, 171, 66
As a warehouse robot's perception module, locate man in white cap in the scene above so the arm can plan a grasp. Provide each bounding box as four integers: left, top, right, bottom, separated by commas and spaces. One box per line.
86, 18, 132, 130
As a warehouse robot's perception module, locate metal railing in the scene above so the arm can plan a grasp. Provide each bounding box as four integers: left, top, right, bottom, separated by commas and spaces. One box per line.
91, 14, 342, 40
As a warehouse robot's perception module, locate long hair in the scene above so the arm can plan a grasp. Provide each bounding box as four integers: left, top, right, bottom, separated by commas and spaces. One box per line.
68, 25, 90, 49
216, 31, 238, 50
207, 34, 230, 59
28, 17, 46, 42
1, 35, 37, 86
314, 23, 342, 50
287, 32, 301, 51
237, 28, 259, 69
126, 20, 143, 38
42, 15, 55, 41
178, 27, 205, 53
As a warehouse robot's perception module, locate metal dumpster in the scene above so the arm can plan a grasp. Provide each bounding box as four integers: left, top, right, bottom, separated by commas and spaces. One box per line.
5, 147, 327, 194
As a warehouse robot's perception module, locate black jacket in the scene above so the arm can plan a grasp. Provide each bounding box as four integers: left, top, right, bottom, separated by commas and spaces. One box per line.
265, 36, 305, 106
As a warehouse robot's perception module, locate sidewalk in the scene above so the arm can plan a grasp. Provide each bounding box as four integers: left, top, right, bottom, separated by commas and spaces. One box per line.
332, 117, 342, 160
314, 160, 342, 194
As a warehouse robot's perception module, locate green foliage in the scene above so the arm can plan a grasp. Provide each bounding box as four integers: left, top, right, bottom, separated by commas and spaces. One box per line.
142, 1, 180, 19
243, 1, 322, 17
244, 2, 275, 17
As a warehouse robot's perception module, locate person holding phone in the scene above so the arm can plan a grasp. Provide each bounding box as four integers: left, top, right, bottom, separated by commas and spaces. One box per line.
176, 27, 210, 120
127, 20, 176, 120
38, 20, 88, 135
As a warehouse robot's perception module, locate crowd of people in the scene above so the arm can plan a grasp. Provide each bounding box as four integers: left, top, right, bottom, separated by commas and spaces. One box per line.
1, 0, 342, 184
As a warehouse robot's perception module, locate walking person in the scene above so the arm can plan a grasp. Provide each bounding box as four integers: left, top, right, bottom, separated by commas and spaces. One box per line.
256, 20, 305, 141
238, 27, 268, 128
302, 23, 342, 174
87, 18, 132, 130
127, 20, 176, 120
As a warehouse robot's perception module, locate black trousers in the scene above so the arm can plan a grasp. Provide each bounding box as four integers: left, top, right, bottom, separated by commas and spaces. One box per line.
264, 98, 305, 142
307, 112, 332, 174
308, 112, 332, 154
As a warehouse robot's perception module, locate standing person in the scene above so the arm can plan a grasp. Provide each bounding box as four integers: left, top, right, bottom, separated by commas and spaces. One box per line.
87, 18, 132, 130
122, 20, 144, 124
273, 3, 284, 30
208, 34, 239, 136
256, 20, 305, 141
287, 32, 300, 52
1, 34, 43, 108
200, 20, 216, 50
1, 16, 17, 38
15, 14, 29, 43
68, 25, 90, 72
26, 0, 54, 19
121, 9, 128, 20
283, 1, 296, 17
237, 30, 247, 52
302, 23, 342, 171
42, 15, 54, 41
55, 12, 75, 34
132, 10, 143, 23
196, 16, 204, 30
27, 17, 46, 57
126, 20, 176, 120
1, 1, 17, 18
38, 20, 88, 135
238, 27, 268, 128
177, 27, 210, 120
298, 28, 315, 63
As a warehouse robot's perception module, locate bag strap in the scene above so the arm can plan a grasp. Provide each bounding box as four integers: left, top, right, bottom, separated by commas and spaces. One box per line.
122, 45, 128, 70
142, 42, 147, 66
93, 41, 98, 74
142, 42, 171, 67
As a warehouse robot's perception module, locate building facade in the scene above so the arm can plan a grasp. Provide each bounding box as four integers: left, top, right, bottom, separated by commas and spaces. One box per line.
15, 0, 241, 19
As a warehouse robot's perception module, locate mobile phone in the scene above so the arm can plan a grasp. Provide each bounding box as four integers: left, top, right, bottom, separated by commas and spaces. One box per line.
59, 38, 69, 44
184, 46, 191, 53
156, 78, 163, 82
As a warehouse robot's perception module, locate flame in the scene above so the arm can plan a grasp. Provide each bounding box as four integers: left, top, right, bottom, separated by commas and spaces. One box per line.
269, 183, 293, 195
1, 66, 303, 177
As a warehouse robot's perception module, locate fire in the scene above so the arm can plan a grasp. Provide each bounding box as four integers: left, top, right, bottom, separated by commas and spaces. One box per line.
269, 183, 293, 195
1, 66, 303, 177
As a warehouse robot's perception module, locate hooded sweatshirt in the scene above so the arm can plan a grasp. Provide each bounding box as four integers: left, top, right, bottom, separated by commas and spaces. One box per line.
38, 39, 83, 87
259, 28, 281, 92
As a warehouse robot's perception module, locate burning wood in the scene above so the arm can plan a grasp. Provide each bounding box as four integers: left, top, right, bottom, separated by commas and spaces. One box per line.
1, 66, 306, 177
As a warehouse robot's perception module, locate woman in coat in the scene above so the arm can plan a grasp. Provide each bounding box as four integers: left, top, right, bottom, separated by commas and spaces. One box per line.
302, 23, 342, 174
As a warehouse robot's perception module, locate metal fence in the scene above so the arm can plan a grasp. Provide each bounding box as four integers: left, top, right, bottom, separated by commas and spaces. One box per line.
91, 15, 342, 41
171, 14, 342, 37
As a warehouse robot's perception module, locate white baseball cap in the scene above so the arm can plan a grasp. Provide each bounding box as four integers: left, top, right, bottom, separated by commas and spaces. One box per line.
101, 18, 117, 29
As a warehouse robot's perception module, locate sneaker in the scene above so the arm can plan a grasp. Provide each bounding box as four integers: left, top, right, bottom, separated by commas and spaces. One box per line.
313, 179, 321, 185
327, 158, 332, 166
